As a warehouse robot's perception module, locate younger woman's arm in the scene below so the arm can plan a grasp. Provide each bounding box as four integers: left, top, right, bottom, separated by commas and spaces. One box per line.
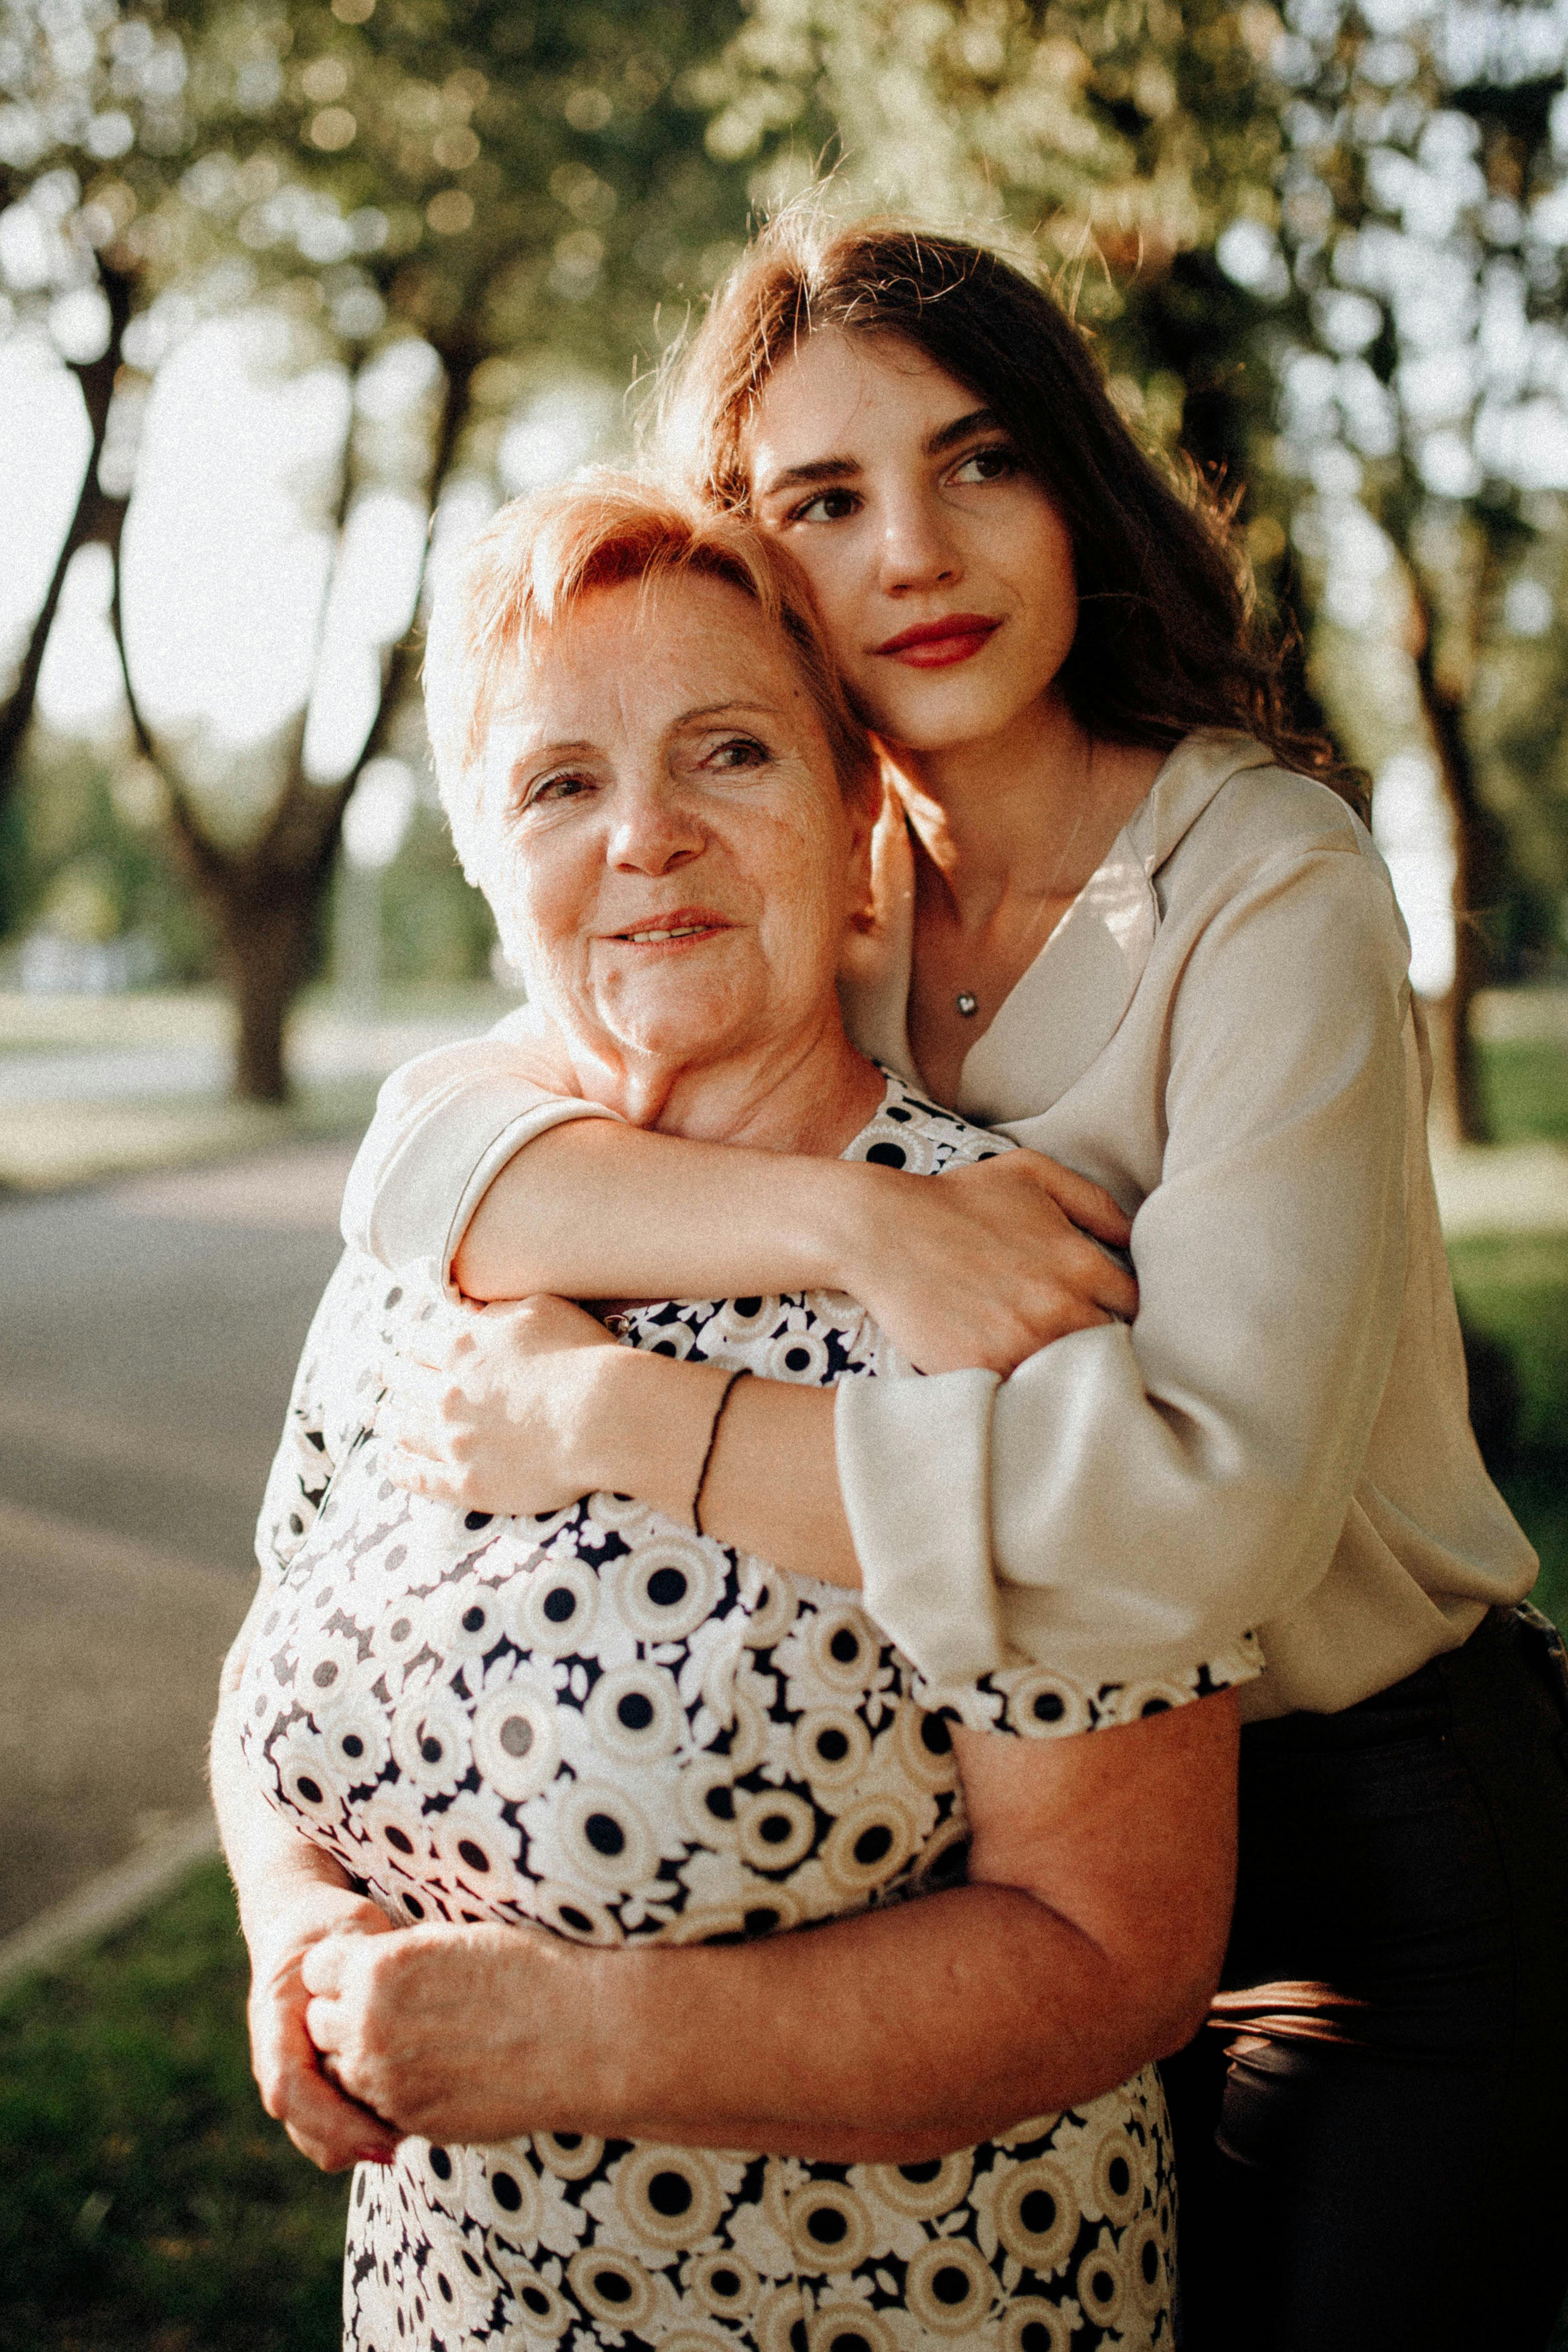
342, 1015, 1137, 1376
380, 1293, 862, 1587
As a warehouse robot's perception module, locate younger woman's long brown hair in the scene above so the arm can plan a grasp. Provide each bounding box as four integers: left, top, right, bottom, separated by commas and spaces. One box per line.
664, 211, 1362, 811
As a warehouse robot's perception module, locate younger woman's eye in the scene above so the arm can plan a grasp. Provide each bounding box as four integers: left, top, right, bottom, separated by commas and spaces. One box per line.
789, 486, 861, 525
950, 444, 1020, 486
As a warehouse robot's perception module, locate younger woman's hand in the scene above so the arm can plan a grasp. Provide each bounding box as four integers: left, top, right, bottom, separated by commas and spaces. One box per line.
380, 1294, 620, 1517
245, 1884, 402, 2174
841, 1152, 1138, 1375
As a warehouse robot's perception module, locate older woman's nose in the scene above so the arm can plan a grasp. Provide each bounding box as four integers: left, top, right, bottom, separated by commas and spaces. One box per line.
607, 780, 706, 875
877, 486, 960, 596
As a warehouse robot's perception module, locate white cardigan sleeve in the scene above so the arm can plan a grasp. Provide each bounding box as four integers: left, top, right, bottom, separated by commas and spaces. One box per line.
835, 840, 1414, 1691
340, 1007, 620, 1290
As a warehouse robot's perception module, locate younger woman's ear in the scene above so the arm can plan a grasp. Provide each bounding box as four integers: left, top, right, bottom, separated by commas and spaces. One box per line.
848, 772, 903, 935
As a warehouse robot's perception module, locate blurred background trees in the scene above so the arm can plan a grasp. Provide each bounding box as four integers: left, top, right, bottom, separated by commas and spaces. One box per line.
2, 0, 752, 1093
4, 0, 1568, 1116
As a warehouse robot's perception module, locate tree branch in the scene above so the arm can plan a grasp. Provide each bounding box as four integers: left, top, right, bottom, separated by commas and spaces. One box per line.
0, 264, 135, 812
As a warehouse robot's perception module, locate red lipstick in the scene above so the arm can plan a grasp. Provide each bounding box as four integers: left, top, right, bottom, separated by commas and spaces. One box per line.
873, 614, 1000, 668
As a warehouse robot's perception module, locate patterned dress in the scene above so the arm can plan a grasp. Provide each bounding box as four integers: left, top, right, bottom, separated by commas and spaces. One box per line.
242, 1075, 1260, 2352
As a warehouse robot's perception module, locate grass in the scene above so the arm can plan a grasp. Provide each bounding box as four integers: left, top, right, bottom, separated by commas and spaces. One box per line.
1477, 1035, 1568, 1144
0, 1862, 348, 2352
1450, 1229, 1568, 1629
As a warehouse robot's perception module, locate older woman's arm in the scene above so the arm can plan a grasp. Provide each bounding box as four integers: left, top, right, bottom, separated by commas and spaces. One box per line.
298, 1690, 1237, 2165
217, 1249, 413, 2173
211, 1592, 403, 2173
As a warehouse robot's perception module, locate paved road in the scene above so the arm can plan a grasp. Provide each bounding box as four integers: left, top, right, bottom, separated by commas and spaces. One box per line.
0, 1146, 353, 1938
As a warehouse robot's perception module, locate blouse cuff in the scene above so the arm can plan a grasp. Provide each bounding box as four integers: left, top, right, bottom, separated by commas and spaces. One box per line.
835, 1365, 1007, 1686
436, 1099, 623, 1301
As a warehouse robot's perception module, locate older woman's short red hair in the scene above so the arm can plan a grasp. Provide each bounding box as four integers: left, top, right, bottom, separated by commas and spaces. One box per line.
424, 472, 878, 874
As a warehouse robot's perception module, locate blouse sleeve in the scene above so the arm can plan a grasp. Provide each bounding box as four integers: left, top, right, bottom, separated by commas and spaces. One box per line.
911, 1637, 1264, 1739
835, 837, 1415, 1692
339, 1006, 621, 1287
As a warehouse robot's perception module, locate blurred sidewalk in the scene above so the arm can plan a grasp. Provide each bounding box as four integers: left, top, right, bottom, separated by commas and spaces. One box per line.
0, 1137, 352, 1946
0, 984, 519, 1193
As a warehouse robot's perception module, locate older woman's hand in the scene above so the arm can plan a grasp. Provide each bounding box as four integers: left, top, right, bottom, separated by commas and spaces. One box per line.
380, 1294, 623, 1518
299, 1918, 584, 2146
247, 1881, 403, 2173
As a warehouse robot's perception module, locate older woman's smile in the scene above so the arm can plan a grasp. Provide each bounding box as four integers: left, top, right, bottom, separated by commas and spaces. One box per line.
604, 907, 735, 949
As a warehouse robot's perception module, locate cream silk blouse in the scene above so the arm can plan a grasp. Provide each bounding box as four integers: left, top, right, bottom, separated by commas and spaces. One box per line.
340, 731, 1536, 1722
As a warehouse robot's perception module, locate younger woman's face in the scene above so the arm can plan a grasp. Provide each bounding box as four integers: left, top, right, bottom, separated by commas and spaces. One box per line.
746, 331, 1077, 758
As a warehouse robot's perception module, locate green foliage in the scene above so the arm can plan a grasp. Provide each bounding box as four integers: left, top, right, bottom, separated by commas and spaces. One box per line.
4, 741, 217, 980
1476, 1036, 1568, 1143
0, 0, 757, 389
0, 1860, 347, 2352
1446, 1032, 1568, 1632
377, 801, 497, 986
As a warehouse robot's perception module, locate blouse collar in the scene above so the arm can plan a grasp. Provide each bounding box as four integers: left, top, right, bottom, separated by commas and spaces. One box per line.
837, 729, 1277, 1121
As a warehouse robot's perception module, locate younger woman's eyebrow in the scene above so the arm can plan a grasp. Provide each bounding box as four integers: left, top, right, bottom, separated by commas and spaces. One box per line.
926, 405, 1001, 455
756, 454, 860, 497
757, 406, 1001, 499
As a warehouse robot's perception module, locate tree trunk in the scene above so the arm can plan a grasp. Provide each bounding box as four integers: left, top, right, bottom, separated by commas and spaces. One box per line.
1412, 620, 1489, 1147
195, 858, 325, 1104
0, 266, 133, 814
105, 337, 479, 1102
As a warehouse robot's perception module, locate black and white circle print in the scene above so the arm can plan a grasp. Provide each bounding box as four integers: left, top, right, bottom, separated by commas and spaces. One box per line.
246, 1072, 1257, 2351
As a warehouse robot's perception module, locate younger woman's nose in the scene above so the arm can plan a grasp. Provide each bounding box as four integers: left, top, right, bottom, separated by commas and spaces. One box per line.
877, 487, 960, 595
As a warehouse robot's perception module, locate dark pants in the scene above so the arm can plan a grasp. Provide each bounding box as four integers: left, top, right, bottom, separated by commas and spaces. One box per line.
1162, 1605, 1568, 2351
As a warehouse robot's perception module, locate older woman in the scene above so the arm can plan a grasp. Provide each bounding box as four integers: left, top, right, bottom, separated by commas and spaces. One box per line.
211, 481, 1252, 2352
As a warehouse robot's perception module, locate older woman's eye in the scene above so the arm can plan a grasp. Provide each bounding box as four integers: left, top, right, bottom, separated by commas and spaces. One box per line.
705, 736, 771, 771
527, 770, 596, 806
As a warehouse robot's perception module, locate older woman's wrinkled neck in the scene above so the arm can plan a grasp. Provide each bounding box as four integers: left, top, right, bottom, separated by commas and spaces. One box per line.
560, 993, 884, 1158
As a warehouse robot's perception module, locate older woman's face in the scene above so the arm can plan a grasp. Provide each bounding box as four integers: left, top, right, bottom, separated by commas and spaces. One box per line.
476, 573, 868, 1083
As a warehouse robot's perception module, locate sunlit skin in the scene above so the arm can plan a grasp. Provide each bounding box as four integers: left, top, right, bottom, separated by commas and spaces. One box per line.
747, 330, 1165, 1101
473, 571, 881, 1149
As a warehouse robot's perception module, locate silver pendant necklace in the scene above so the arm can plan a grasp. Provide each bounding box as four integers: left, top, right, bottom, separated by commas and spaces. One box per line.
952, 746, 1095, 1021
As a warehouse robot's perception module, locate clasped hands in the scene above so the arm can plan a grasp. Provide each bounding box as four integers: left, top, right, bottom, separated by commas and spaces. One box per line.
297, 1915, 585, 2153
254, 1893, 591, 2170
